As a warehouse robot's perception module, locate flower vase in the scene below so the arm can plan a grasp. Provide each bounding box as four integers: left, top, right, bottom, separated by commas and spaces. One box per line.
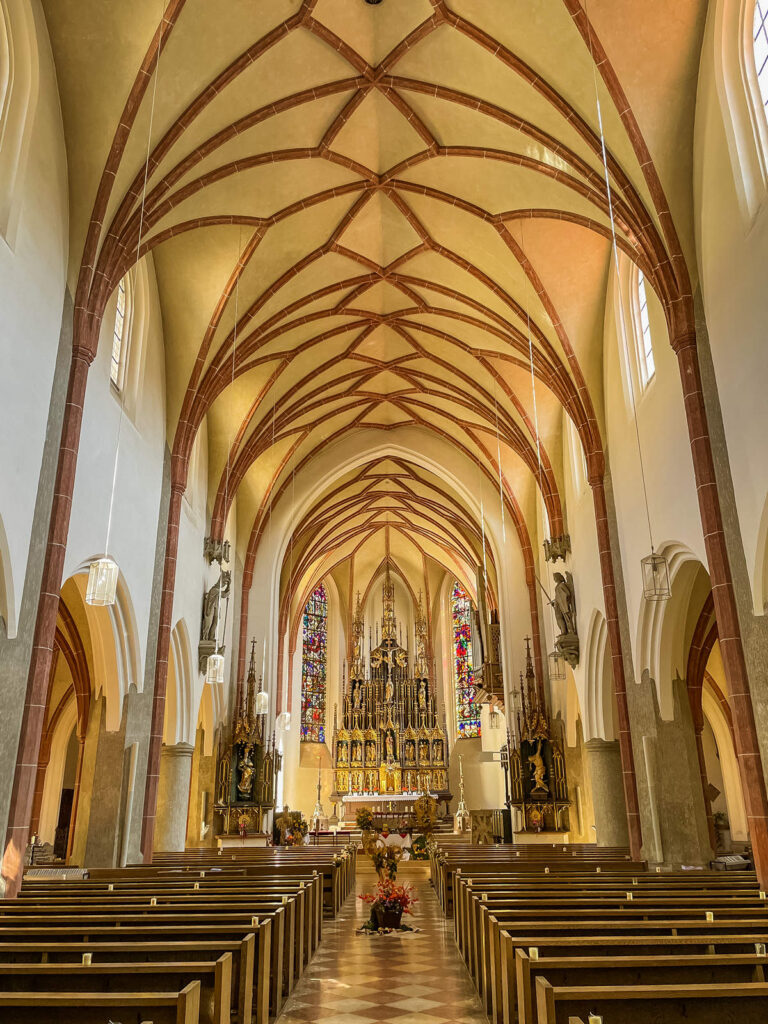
374, 906, 403, 930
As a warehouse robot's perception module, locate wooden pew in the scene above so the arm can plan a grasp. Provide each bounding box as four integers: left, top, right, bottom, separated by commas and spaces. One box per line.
517, 949, 768, 1024
535, 978, 768, 1023
0, 979, 200, 1024
0, 917, 272, 1024
3, 893, 303, 997
0, 955, 231, 1024
0, 938, 253, 1024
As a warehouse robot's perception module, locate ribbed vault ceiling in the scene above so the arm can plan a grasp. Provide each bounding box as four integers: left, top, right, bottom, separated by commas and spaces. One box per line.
43, 0, 707, 607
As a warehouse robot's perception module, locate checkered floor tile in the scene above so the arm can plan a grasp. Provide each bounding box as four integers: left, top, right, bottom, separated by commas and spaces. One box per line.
277, 865, 486, 1024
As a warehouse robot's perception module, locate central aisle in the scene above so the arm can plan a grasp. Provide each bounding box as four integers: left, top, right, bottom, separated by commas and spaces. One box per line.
278, 863, 488, 1024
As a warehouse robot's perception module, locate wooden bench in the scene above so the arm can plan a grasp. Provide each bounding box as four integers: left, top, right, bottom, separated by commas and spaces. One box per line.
0, 939, 254, 1024
0, 979, 200, 1024
535, 978, 768, 1023
0, 955, 231, 1024
517, 950, 768, 1024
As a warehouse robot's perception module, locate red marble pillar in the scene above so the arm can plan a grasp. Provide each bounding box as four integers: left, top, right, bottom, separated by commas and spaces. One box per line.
590, 476, 643, 861
140, 481, 185, 861
1, 346, 93, 897
673, 331, 768, 885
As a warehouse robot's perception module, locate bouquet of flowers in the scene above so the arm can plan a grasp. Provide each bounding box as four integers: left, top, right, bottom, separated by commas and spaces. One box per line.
359, 880, 418, 931
369, 844, 402, 880
356, 806, 375, 831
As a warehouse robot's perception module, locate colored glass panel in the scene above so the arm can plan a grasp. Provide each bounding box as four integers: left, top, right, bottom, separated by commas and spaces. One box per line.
301, 583, 327, 742
452, 580, 480, 738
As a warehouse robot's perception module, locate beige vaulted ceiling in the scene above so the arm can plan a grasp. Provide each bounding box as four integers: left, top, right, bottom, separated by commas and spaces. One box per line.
42, 0, 707, 610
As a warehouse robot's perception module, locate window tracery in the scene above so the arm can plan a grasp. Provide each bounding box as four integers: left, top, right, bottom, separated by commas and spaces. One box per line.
635, 269, 656, 388
452, 580, 480, 739
110, 275, 130, 390
300, 583, 327, 742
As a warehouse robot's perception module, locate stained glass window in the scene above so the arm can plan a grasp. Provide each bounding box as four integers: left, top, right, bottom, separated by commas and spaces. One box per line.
300, 583, 327, 742
452, 580, 480, 738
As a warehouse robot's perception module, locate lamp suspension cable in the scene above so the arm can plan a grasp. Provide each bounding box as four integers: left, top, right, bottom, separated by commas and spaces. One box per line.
518, 221, 563, 679
585, 4, 668, 601
88, 2, 163, 607
492, 377, 507, 545
589, 48, 653, 545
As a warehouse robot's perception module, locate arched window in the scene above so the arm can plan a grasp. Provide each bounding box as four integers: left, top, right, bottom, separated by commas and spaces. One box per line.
0, 0, 39, 244
755, 1, 768, 109
300, 583, 327, 742
634, 269, 656, 387
452, 580, 480, 739
110, 275, 131, 390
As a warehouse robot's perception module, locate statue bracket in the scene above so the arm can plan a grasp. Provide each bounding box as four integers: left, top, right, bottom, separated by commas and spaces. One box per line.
543, 533, 571, 562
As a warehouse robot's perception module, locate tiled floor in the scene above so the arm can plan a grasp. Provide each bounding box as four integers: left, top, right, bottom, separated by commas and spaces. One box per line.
277, 863, 487, 1024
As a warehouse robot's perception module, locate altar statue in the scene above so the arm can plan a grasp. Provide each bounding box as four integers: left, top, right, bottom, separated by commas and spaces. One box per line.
528, 737, 549, 793
385, 677, 394, 703
351, 740, 362, 763
418, 679, 427, 709
385, 732, 395, 759
405, 739, 416, 765
237, 745, 255, 796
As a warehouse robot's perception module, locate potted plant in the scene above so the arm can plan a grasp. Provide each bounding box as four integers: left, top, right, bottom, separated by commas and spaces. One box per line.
359, 880, 417, 930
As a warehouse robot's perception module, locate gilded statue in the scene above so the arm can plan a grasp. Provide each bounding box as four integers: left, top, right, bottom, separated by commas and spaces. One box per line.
237, 744, 255, 796
385, 677, 394, 703
385, 732, 395, 759
528, 737, 549, 793
418, 680, 427, 709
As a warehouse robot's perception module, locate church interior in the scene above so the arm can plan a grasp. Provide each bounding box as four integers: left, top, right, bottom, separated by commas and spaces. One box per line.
3, 0, 768, 1020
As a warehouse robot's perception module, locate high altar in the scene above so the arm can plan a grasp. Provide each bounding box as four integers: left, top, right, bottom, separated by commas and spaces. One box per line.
332, 572, 449, 803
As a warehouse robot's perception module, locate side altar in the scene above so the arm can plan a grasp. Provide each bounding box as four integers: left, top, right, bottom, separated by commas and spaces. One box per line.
213, 640, 281, 837
509, 639, 570, 834
332, 573, 450, 803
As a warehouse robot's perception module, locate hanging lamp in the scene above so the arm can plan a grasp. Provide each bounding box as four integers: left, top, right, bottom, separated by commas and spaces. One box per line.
86, 557, 120, 606
206, 651, 225, 685
548, 648, 566, 682
588, 31, 670, 602
87, 34, 162, 607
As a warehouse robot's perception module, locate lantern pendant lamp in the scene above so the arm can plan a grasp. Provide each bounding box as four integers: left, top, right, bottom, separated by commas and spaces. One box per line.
255, 684, 269, 716
206, 651, 225, 685
548, 647, 566, 681
86, 557, 119, 606
641, 548, 671, 601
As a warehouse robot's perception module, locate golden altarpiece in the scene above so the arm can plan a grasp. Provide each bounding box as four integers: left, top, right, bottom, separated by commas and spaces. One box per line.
332, 574, 449, 804
509, 639, 570, 833
213, 640, 281, 836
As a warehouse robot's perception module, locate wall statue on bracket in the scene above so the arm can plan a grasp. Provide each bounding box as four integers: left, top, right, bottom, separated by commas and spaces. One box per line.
552, 571, 579, 668
201, 570, 231, 642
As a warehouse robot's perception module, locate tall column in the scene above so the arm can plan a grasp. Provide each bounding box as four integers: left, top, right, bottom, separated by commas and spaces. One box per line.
584, 739, 629, 847
590, 476, 643, 860
154, 743, 194, 853
140, 481, 185, 860
673, 331, 768, 885
1, 345, 93, 897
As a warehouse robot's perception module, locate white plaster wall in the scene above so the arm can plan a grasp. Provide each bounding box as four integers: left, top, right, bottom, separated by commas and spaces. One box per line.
602, 263, 706, 715
64, 257, 166, 723
0, 1, 67, 637
695, 4, 768, 613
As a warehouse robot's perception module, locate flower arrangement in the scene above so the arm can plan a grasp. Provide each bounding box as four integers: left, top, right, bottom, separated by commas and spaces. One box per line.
356, 806, 375, 831
410, 833, 429, 860
359, 880, 418, 932
369, 843, 402, 880
284, 813, 308, 846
